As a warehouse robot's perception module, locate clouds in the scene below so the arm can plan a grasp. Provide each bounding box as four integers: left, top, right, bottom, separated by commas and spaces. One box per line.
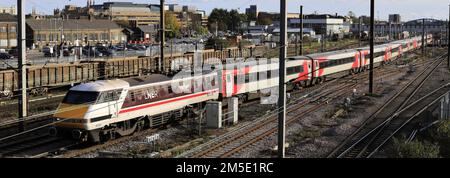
0, 0, 448, 21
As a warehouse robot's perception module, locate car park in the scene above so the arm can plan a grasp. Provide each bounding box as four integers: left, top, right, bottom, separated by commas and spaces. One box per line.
0, 53, 13, 60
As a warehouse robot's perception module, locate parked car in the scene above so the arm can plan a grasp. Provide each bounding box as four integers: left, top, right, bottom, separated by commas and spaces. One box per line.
8, 47, 18, 58
114, 45, 126, 51
62, 46, 71, 57
43, 46, 59, 57
129, 44, 146, 51
126, 44, 138, 51
42, 46, 51, 53
96, 46, 113, 57
0, 53, 13, 60
82, 46, 102, 57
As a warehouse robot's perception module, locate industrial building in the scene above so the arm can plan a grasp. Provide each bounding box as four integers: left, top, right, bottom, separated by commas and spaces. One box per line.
52, 1, 207, 42
389, 14, 401, 24
288, 14, 349, 35
135, 25, 158, 42
0, 6, 16, 15
26, 19, 126, 48
102, 2, 160, 28
0, 13, 17, 50
351, 18, 447, 38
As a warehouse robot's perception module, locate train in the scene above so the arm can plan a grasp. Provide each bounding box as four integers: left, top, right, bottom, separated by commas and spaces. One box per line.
50, 35, 433, 142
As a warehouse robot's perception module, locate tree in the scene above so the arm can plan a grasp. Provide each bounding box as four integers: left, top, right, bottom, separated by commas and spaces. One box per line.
257, 17, 272, 25
165, 12, 181, 39
197, 26, 209, 35
208, 8, 230, 32
205, 37, 229, 49
347, 11, 356, 18
229, 9, 247, 33
347, 11, 359, 24
247, 13, 257, 21
208, 8, 247, 34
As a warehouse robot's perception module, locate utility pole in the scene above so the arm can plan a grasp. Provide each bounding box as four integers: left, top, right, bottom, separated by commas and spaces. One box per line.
18, 0, 27, 132
278, 0, 287, 158
295, 33, 298, 56
422, 18, 425, 55
60, 19, 64, 60
299, 5, 304, 55
369, 0, 374, 94
359, 16, 362, 47
389, 22, 392, 41
448, 5, 449, 68
159, 0, 165, 73
401, 24, 404, 39
321, 34, 325, 52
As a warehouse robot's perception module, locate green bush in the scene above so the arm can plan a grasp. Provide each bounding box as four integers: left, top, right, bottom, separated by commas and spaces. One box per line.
205, 37, 230, 50
391, 137, 440, 158
436, 120, 450, 138
292, 128, 322, 143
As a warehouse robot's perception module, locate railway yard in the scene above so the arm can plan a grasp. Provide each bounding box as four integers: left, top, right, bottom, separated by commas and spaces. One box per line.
3, 2, 450, 178
1, 0, 449, 160
1, 43, 447, 158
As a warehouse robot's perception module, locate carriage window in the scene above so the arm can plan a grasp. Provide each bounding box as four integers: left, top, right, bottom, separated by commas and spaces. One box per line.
287, 66, 303, 75
287, 67, 295, 75
195, 80, 200, 89
168, 86, 173, 94
211, 77, 216, 86
130, 92, 135, 102
97, 90, 121, 104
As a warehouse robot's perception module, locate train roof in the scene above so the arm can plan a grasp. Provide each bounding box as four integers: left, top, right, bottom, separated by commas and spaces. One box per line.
357, 44, 390, 51
121, 74, 172, 87
306, 48, 359, 57
71, 79, 130, 92
389, 39, 411, 44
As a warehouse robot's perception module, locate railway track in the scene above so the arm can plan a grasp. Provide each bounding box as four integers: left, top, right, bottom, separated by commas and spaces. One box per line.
0, 133, 78, 158
177, 57, 421, 158
236, 53, 427, 110
193, 83, 357, 158
0, 51, 431, 158
364, 83, 450, 157
327, 54, 447, 158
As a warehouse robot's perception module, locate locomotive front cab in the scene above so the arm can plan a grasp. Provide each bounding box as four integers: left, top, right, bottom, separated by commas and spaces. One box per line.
51, 80, 128, 141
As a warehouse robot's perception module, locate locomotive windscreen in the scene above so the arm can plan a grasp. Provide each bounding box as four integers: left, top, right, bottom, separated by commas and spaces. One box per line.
62, 90, 100, 104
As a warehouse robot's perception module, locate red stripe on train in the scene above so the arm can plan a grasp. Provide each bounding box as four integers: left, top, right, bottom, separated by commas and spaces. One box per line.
119, 90, 218, 114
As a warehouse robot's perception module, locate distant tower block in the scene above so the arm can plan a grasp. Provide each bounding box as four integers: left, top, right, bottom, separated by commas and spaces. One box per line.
87, 0, 93, 7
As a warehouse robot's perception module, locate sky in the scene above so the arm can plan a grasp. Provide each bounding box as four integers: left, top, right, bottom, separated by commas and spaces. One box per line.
1, 0, 449, 21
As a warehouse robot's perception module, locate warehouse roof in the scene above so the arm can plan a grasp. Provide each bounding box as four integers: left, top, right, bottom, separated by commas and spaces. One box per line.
137, 25, 157, 33
26, 19, 122, 31
104, 2, 149, 8
0, 14, 17, 22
